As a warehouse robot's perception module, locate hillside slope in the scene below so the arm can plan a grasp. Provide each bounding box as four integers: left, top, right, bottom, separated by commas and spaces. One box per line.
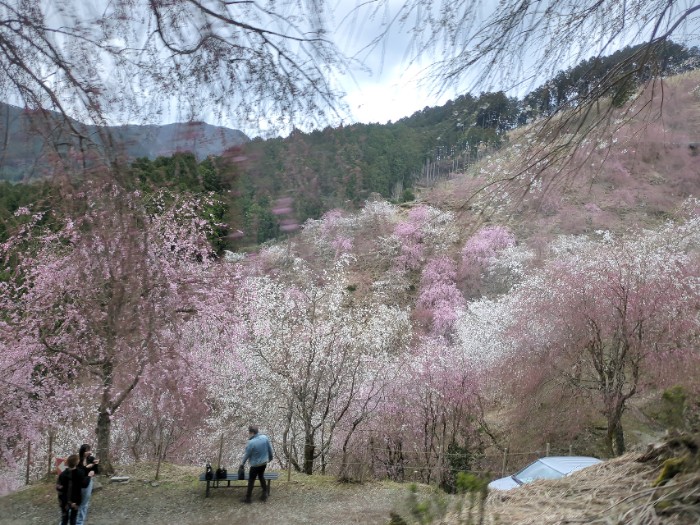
424, 71, 700, 240
477, 433, 700, 525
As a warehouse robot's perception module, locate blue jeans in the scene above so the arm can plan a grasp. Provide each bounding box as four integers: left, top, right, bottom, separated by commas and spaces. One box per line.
76, 478, 92, 525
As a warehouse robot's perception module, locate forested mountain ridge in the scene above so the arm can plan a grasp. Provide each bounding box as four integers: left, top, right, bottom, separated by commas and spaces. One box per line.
1, 41, 698, 249
215, 40, 700, 245
222, 43, 700, 248
0, 102, 249, 182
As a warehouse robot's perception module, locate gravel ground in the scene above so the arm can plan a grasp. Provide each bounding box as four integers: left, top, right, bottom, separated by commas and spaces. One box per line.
0, 464, 413, 525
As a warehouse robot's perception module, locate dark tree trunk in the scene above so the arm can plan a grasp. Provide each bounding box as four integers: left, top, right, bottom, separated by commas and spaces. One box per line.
607, 416, 626, 456
96, 408, 114, 474
303, 433, 315, 475
605, 403, 626, 457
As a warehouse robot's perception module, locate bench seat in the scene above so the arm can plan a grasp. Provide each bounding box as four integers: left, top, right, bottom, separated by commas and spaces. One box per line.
199, 471, 279, 498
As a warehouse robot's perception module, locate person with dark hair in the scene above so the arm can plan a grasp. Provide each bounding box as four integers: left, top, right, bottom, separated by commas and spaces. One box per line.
76, 444, 99, 525
239, 425, 274, 503
57, 454, 92, 525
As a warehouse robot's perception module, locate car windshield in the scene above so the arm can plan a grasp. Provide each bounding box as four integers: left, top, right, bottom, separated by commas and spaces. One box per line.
512, 460, 563, 484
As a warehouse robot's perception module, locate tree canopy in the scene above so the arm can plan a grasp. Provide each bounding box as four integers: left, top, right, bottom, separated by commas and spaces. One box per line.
0, 0, 346, 134
3, 1, 698, 132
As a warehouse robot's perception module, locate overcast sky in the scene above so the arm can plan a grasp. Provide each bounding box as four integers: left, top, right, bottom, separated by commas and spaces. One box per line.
319, 0, 700, 131
327, 0, 484, 128
330, 0, 454, 126
325, 0, 573, 129
21, 0, 700, 135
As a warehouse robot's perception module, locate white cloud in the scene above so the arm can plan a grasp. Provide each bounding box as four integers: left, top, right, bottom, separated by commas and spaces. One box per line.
343, 62, 453, 125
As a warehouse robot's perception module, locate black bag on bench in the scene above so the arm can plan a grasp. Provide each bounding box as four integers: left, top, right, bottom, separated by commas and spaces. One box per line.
237, 465, 245, 480
215, 467, 227, 480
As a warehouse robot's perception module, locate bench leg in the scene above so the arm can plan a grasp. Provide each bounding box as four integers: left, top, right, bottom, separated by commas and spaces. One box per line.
206, 480, 210, 498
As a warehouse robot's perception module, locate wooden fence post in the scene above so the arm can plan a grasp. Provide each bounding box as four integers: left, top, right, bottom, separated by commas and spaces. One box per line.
47, 432, 54, 478
546, 443, 550, 457
501, 448, 508, 477
25, 442, 31, 485
360, 443, 369, 484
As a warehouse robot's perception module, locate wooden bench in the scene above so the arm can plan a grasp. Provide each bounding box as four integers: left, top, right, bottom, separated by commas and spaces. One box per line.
199, 472, 279, 498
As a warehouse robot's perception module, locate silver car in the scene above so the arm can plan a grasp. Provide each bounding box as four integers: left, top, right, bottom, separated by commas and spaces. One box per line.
488, 456, 602, 491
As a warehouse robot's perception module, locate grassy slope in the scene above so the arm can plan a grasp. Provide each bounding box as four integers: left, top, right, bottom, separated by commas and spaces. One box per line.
3, 438, 698, 525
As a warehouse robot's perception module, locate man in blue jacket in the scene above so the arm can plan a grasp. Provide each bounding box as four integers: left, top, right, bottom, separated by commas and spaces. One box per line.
240, 425, 274, 503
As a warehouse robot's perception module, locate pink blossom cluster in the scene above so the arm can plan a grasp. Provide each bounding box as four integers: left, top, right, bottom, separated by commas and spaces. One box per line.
417, 256, 466, 335
393, 206, 434, 270
461, 225, 516, 268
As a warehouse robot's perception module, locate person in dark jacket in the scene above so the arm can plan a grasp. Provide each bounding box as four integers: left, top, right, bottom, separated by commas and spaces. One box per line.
239, 425, 273, 503
57, 454, 92, 525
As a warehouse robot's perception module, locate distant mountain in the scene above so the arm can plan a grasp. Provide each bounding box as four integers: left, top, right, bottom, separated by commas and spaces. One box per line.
104, 121, 250, 160
0, 102, 249, 181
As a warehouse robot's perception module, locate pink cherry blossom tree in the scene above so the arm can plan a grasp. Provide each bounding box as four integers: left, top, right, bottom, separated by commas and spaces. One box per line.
366, 338, 486, 485
0, 184, 216, 473
416, 256, 466, 336
461, 225, 517, 297
506, 220, 700, 455
393, 205, 458, 272
116, 357, 211, 479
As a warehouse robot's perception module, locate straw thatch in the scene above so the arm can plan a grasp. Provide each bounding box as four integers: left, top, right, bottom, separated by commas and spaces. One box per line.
450, 432, 700, 525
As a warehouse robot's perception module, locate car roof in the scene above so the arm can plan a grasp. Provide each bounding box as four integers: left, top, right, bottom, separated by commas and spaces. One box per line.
537, 456, 602, 474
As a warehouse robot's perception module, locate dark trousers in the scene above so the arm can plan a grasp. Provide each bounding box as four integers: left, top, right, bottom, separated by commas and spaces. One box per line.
60, 505, 78, 525
246, 463, 268, 500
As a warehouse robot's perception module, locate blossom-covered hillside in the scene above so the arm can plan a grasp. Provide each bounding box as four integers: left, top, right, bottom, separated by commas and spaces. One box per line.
426, 71, 700, 241
1, 74, 699, 517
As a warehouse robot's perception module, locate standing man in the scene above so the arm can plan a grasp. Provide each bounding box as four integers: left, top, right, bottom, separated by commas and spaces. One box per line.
240, 425, 274, 503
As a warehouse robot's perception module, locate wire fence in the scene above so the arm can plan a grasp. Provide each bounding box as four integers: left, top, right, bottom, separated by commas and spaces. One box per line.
273, 441, 581, 486
14, 429, 580, 491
